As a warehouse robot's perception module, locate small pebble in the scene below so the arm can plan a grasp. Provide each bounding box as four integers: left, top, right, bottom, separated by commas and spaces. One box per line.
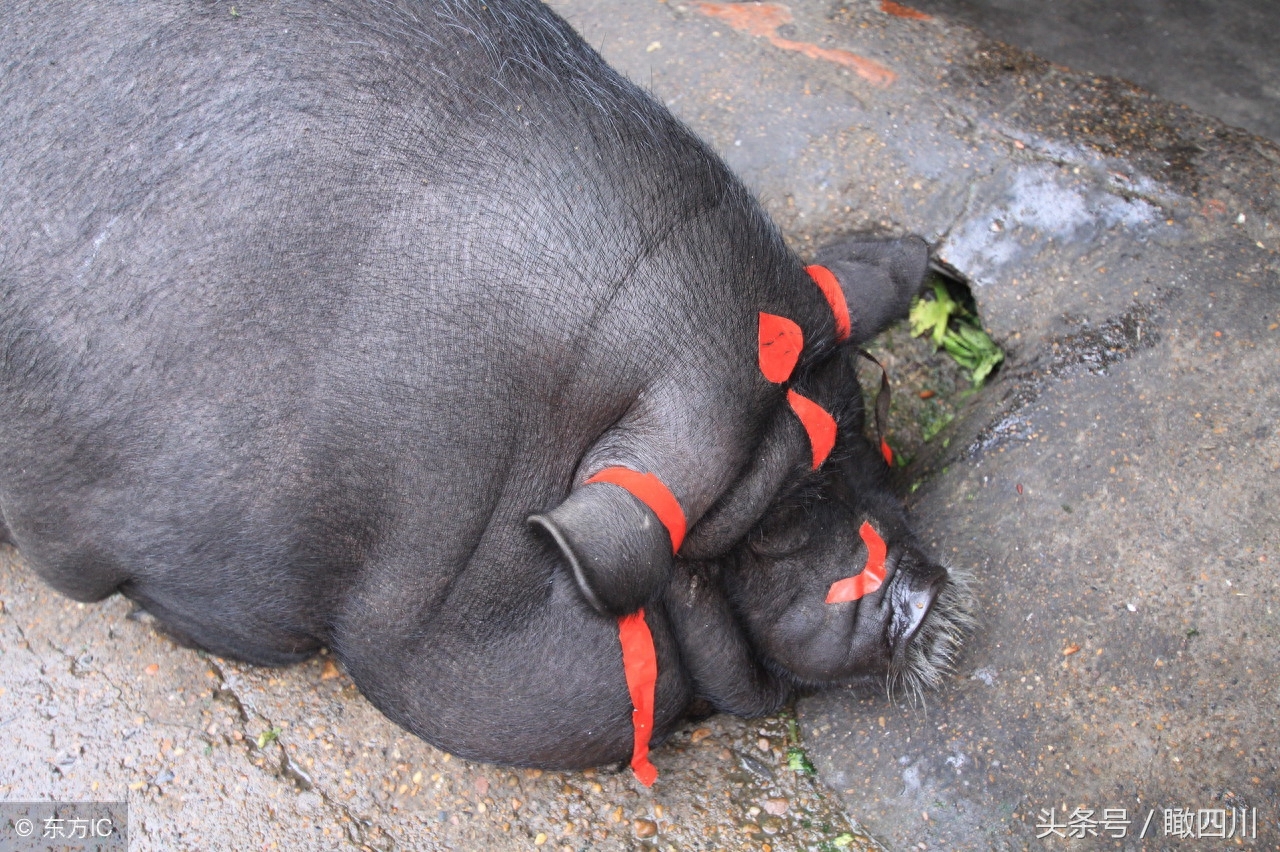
757, 737, 771, 753
764, 797, 789, 816
690, 727, 712, 744
737, 751, 775, 781
633, 818, 658, 838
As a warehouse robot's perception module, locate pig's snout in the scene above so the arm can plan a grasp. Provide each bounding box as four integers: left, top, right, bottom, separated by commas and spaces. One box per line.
885, 551, 949, 662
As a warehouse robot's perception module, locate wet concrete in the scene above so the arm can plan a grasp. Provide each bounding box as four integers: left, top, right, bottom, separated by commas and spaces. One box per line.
552, 1, 1280, 848
1, 551, 878, 851
4, 1, 1279, 850
904, 0, 1280, 145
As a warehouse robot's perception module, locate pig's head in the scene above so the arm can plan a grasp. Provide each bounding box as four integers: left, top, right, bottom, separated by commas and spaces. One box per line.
722, 439, 974, 700
711, 340, 974, 701
533, 233, 971, 698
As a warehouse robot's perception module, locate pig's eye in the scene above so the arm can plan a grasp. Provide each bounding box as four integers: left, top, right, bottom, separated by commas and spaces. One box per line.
747, 509, 813, 558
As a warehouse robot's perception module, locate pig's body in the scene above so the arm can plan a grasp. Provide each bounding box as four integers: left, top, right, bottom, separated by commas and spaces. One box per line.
0, 0, 964, 769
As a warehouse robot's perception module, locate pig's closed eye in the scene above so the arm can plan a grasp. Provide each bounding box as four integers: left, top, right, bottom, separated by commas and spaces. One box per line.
747, 511, 812, 558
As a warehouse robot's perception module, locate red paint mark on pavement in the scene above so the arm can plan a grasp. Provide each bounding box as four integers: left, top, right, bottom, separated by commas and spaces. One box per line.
697, 0, 789, 38
696, 2, 896, 87
1201, 199, 1228, 217
880, 0, 931, 20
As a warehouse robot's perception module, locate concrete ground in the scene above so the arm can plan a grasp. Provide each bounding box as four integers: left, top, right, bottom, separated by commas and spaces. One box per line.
3, 1, 1277, 850
905, 0, 1280, 144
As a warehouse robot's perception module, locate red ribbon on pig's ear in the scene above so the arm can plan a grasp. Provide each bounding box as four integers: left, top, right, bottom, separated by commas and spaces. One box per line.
805, 264, 852, 343
825, 522, 887, 603
528, 467, 685, 616
585, 468, 686, 552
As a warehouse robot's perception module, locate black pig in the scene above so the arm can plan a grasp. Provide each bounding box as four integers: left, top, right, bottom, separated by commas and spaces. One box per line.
0, 0, 969, 773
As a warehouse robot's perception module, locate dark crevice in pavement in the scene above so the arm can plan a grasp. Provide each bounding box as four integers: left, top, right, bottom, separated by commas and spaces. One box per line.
962, 299, 1162, 459
203, 656, 399, 851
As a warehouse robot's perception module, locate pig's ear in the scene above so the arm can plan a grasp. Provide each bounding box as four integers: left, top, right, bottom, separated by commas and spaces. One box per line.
811, 235, 930, 344
529, 470, 682, 616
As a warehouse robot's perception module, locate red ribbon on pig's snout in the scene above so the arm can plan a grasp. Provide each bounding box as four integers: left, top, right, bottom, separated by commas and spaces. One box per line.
825, 522, 887, 603
617, 609, 659, 786
805, 264, 852, 343
585, 467, 687, 553
786, 389, 837, 469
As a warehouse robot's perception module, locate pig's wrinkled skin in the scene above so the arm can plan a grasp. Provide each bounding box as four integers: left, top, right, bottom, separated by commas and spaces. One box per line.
0, 0, 968, 769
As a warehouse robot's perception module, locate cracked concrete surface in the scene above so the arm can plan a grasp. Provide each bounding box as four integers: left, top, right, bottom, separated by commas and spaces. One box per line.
4, 1, 1279, 850
1, 549, 881, 850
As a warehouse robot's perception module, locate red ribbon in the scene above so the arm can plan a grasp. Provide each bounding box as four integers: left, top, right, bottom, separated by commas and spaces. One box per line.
805, 264, 851, 343
617, 610, 659, 786
758, 312, 803, 383
585, 467, 687, 553
825, 522, 887, 603
786, 389, 837, 469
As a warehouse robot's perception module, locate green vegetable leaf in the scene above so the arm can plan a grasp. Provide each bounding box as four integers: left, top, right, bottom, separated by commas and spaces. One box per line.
909, 281, 1005, 388
256, 726, 282, 749
908, 282, 959, 346
786, 746, 816, 775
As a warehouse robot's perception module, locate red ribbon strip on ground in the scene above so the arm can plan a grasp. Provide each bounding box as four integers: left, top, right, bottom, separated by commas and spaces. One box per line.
825, 522, 888, 603
617, 609, 659, 786
786, 389, 837, 469
758, 312, 803, 383
584, 467, 687, 553
805, 264, 851, 343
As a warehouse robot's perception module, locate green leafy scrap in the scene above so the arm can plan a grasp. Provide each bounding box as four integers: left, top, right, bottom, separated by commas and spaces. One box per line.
256, 726, 282, 749
786, 746, 816, 775
909, 281, 1004, 388
908, 282, 959, 347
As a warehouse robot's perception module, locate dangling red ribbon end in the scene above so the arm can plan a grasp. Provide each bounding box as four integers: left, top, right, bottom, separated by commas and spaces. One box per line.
617, 610, 659, 787
825, 521, 888, 603
880, 438, 894, 466
631, 752, 658, 787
